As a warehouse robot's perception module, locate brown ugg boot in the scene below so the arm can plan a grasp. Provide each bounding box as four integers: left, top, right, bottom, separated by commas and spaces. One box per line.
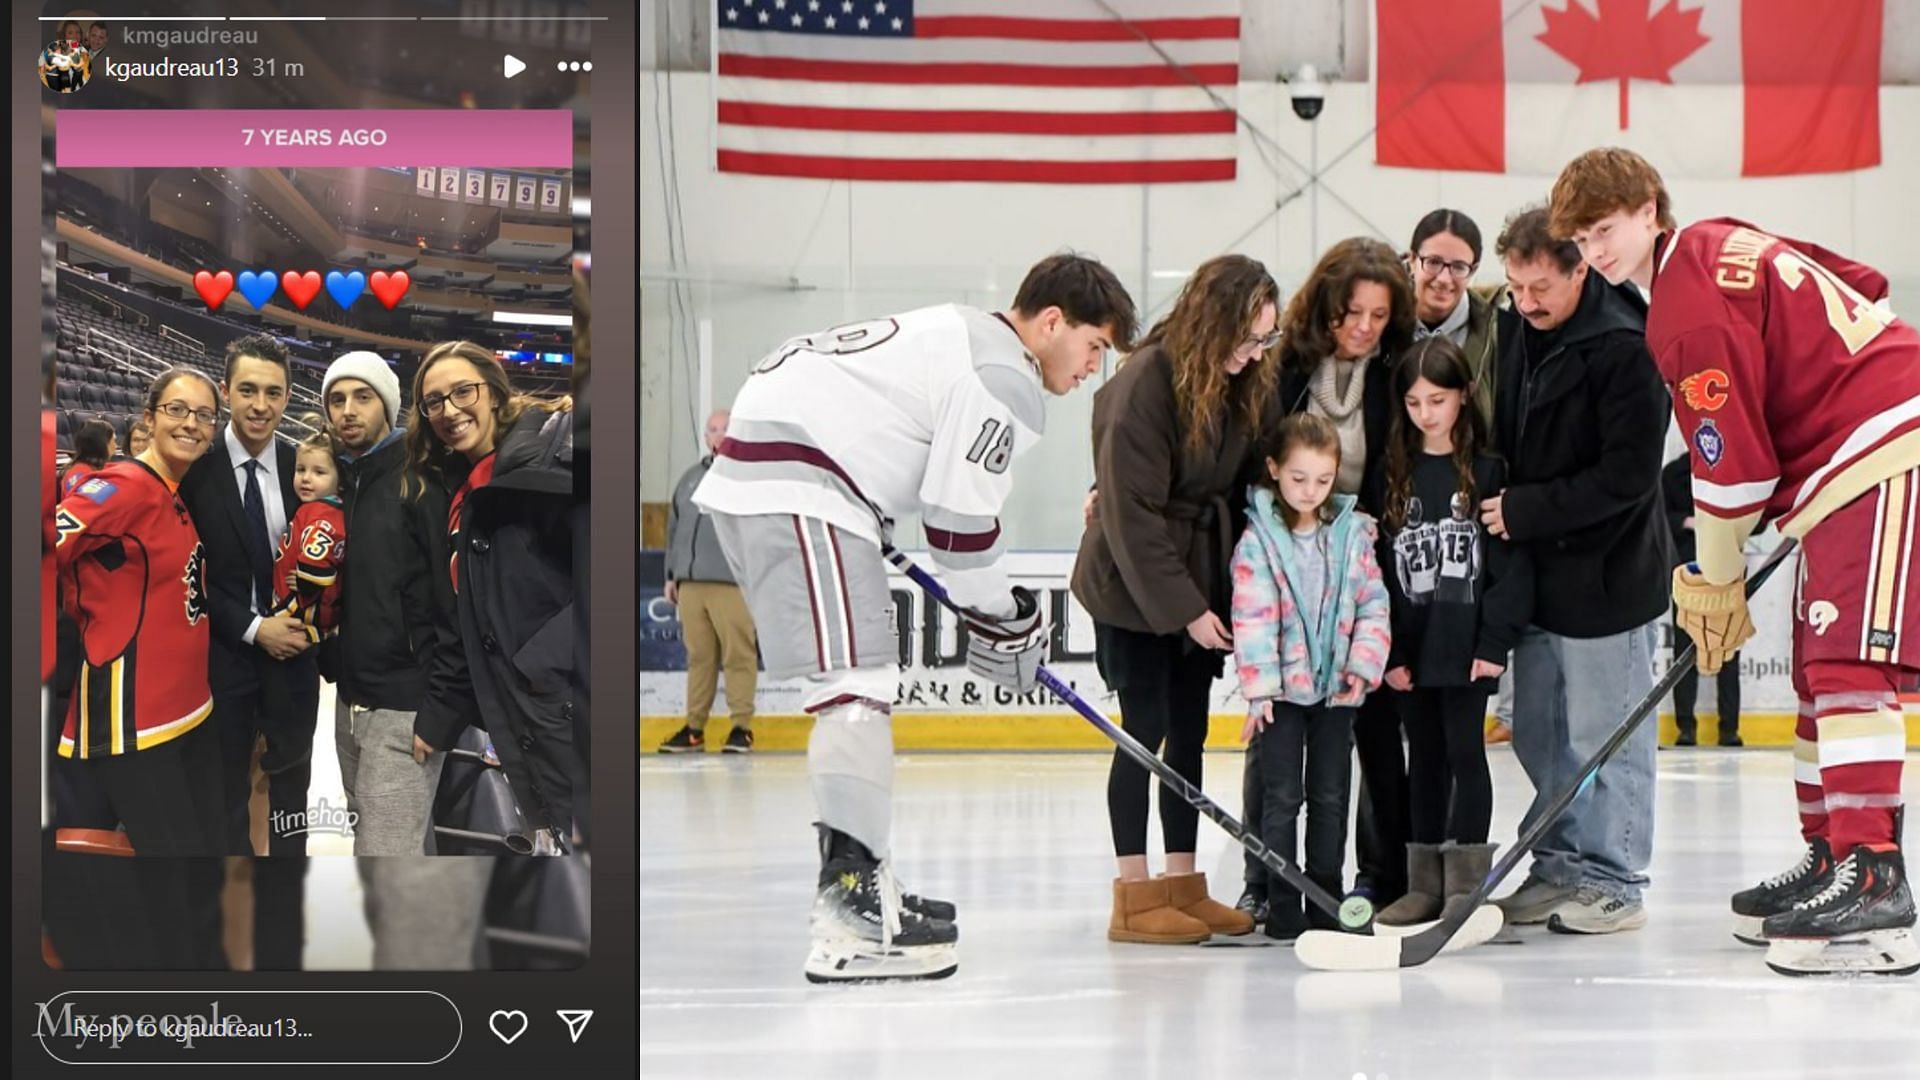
1163, 872, 1255, 936
1375, 843, 1445, 926
1108, 878, 1211, 944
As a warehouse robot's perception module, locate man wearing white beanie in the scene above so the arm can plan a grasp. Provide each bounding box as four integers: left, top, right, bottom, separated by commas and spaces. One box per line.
323, 349, 491, 965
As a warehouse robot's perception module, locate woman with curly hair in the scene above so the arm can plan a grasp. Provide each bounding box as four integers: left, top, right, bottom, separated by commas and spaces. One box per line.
1275, 236, 1420, 912
1072, 254, 1282, 943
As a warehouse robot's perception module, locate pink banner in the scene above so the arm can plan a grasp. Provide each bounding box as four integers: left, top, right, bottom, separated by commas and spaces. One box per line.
56, 110, 572, 168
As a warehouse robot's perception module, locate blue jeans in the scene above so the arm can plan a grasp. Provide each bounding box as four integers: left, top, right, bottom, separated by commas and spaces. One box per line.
1511, 622, 1659, 902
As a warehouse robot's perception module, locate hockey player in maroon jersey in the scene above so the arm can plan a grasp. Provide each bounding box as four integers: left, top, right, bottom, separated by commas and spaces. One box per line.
1550, 148, 1919, 977
51, 369, 225, 855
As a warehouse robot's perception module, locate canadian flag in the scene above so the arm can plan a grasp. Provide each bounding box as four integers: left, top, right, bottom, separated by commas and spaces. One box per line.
1375, 0, 1882, 176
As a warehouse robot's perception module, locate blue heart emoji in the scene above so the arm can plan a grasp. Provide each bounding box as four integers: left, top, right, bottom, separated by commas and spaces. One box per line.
236, 270, 278, 310
325, 270, 367, 310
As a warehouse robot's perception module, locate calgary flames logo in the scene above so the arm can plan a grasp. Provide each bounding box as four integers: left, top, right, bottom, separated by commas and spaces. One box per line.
182, 542, 207, 625
1679, 369, 1730, 413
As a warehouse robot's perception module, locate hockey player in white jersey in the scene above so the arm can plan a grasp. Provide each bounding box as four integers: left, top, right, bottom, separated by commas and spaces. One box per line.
695, 254, 1138, 983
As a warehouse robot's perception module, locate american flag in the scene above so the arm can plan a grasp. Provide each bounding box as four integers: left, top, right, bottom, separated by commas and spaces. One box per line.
714, 0, 1242, 183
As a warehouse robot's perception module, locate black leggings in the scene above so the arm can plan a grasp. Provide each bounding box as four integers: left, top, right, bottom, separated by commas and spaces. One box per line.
1098, 623, 1218, 858
1352, 690, 1410, 894
1400, 685, 1494, 844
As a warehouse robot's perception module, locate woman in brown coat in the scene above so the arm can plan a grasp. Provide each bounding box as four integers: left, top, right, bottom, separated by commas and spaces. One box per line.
1072, 255, 1282, 943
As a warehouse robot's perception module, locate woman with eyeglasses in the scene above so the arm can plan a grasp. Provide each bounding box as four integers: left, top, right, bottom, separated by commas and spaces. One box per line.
1275, 237, 1419, 916
407, 341, 582, 854
50, 368, 225, 855
1072, 254, 1281, 943
1408, 210, 1500, 428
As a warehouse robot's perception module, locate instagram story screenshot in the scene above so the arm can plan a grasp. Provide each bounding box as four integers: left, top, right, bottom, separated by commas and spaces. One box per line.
12, 2, 635, 1077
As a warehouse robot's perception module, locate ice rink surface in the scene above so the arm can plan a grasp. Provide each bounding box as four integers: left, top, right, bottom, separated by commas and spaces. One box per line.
641, 748, 1920, 1079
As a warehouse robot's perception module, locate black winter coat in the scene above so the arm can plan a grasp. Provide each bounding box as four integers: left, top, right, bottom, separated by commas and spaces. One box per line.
439, 406, 582, 838
333, 433, 465, 744
1493, 273, 1673, 638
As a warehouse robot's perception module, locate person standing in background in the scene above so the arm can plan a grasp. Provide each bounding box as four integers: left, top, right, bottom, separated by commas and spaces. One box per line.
658, 409, 759, 755
1662, 450, 1743, 747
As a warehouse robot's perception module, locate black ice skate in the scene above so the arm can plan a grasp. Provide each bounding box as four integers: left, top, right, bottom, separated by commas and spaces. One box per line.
805, 826, 958, 984
1762, 845, 1919, 977
812, 824, 957, 922
1730, 836, 1835, 946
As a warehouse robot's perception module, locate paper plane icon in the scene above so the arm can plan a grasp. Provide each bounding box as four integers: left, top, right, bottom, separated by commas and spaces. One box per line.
557, 1009, 593, 1044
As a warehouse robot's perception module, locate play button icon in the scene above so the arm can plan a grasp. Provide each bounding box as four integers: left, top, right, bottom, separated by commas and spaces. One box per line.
503, 54, 526, 79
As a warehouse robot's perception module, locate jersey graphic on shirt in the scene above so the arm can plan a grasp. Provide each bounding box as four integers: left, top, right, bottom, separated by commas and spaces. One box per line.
1392, 496, 1483, 607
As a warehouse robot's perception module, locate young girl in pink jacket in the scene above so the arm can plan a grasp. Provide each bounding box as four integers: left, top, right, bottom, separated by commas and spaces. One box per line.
1231, 413, 1393, 939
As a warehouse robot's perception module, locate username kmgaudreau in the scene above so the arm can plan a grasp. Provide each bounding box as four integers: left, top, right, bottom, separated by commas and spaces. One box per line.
121, 27, 259, 48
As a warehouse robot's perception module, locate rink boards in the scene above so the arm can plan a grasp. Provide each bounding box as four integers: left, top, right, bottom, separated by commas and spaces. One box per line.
641, 548, 1920, 751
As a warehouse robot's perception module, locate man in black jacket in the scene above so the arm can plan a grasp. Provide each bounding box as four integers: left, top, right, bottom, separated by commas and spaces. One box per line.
1478, 206, 1672, 936
322, 353, 469, 855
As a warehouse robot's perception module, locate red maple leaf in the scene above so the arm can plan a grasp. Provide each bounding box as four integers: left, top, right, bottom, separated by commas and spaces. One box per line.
1537, 0, 1710, 129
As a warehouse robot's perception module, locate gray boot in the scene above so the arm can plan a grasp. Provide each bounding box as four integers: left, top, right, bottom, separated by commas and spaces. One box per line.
1375, 843, 1445, 926
1437, 842, 1500, 923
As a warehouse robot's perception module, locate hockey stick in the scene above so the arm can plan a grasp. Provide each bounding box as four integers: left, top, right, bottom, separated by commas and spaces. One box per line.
1297, 539, 1800, 971
884, 547, 1374, 932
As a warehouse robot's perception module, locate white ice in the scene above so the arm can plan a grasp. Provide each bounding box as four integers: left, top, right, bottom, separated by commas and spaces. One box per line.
641, 747, 1920, 1079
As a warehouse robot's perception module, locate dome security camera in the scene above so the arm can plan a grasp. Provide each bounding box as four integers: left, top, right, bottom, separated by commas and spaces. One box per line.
1290, 64, 1327, 121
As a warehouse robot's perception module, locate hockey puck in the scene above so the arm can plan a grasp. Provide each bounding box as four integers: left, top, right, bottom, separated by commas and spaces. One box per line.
1337, 895, 1375, 931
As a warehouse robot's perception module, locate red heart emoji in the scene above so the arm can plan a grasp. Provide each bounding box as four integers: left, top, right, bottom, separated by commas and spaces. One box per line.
193, 270, 235, 311
370, 270, 411, 310
281, 271, 323, 310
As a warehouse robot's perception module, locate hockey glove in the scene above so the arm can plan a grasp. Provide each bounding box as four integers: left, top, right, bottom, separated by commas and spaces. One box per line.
1672, 564, 1754, 676
958, 586, 1047, 694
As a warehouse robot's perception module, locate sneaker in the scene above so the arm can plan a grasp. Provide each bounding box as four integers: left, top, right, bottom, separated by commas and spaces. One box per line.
1673, 718, 1697, 748
657, 725, 704, 753
722, 727, 754, 754
1547, 885, 1648, 935
1494, 874, 1577, 926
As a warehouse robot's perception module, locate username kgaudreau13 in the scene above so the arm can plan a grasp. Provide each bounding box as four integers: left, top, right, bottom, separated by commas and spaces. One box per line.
99, 57, 285, 82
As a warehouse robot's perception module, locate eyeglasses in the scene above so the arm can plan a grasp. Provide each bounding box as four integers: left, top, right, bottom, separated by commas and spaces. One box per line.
1236, 329, 1284, 356
155, 400, 218, 427
1416, 255, 1477, 280
419, 381, 483, 418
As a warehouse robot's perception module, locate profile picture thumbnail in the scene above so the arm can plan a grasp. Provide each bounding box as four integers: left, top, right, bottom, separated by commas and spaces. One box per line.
40, 37, 95, 94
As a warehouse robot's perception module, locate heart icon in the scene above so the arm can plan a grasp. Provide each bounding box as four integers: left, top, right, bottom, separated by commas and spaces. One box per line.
488, 1009, 528, 1046
236, 270, 278, 310
325, 270, 367, 311
281, 271, 323, 310
193, 270, 234, 311
370, 270, 411, 310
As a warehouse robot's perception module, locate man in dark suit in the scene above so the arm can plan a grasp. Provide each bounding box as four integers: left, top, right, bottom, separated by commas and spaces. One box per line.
179, 334, 316, 970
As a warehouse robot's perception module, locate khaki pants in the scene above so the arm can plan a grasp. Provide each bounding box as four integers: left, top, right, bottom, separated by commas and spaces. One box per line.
679, 580, 759, 729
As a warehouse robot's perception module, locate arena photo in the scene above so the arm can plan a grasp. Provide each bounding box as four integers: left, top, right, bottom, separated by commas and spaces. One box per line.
642, 1, 1920, 1076
44, 154, 587, 972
